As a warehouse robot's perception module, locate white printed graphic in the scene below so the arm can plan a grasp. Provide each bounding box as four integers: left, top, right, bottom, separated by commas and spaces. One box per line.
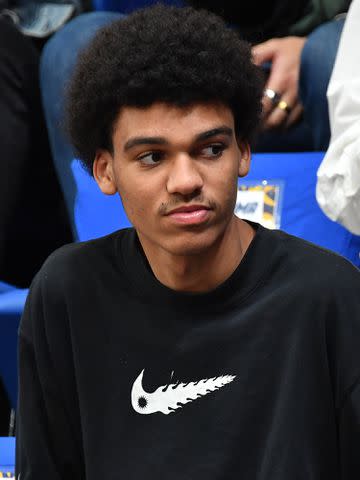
131, 369, 236, 415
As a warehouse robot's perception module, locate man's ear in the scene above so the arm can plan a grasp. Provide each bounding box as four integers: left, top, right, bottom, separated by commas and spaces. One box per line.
93, 149, 117, 195
237, 140, 251, 178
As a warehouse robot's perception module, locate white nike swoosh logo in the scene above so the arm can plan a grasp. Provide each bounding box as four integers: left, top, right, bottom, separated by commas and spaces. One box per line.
131, 369, 236, 415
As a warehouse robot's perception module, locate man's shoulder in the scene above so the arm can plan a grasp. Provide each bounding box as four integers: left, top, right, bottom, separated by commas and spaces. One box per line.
34, 228, 132, 293
20, 229, 134, 340
270, 227, 360, 291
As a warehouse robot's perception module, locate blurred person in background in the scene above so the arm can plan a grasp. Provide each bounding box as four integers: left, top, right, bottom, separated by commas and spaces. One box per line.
0, 0, 81, 433
190, 0, 350, 152
0, 0, 85, 287
316, 0, 360, 235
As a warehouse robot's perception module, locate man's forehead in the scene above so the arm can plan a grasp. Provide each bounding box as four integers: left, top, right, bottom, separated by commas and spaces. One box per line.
113, 101, 235, 143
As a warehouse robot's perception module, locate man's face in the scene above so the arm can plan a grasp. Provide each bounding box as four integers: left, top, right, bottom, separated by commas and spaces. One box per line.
94, 102, 250, 256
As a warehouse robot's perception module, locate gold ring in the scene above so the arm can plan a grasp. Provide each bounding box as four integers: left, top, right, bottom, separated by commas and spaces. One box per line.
277, 100, 291, 114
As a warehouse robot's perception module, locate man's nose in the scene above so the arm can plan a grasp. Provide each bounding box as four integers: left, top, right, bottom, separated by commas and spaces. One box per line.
166, 154, 204, 196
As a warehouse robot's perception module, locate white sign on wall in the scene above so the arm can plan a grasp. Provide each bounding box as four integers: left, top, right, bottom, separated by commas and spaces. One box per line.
234, 180, 284, 229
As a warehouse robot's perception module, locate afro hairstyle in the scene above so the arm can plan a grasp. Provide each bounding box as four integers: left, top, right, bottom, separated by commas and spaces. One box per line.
65, 3, 265, 175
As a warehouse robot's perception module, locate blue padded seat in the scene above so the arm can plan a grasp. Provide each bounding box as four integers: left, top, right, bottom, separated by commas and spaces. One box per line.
0, 288, 28, 409
0, 436, 15, 476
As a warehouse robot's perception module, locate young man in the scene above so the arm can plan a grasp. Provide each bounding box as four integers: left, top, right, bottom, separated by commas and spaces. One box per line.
16, 4, 360, 479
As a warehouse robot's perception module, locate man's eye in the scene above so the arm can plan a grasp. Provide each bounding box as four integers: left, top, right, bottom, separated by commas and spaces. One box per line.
138, 151, 164, 165
201, 144, 226, 158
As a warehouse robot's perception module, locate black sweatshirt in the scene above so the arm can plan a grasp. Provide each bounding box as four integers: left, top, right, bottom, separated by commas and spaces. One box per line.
16, 224, 360, 479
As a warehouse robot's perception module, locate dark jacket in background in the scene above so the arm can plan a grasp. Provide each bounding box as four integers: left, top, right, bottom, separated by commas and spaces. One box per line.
187, 0, 351, 43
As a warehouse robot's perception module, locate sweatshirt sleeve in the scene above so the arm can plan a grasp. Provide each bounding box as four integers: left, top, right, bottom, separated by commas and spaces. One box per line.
15, 268, 84, 479
339, 379, 360, 477
324, 259, 360, 477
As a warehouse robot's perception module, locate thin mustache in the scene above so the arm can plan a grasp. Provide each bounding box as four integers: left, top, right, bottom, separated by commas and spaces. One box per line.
159, 197, 216, 216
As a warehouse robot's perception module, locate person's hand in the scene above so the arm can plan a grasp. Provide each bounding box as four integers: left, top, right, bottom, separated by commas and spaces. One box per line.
252, 36, 306, 130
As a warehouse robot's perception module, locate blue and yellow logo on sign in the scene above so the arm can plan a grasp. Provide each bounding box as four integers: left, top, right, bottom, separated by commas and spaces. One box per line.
235, 181, 283, 229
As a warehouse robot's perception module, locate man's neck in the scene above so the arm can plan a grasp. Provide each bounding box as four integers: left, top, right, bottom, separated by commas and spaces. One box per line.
138, 218, 255, 293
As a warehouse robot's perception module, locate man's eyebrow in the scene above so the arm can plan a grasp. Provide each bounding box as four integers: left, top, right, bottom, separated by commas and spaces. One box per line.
123, 126, 233, 152
194, 126, 233, 142
124, 136, 169, 152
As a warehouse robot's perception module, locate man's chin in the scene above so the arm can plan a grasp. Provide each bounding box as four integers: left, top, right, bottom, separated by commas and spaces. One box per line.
162, 230, 221, 257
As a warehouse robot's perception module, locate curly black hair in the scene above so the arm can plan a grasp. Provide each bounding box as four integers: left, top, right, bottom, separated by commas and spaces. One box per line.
65, 3, 265, 175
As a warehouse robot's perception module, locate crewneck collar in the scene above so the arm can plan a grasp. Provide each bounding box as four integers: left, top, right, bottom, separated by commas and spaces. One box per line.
118, 222, 281, 312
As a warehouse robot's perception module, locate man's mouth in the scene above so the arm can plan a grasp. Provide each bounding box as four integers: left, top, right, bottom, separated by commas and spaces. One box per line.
167, 204, 210, 214
166, 205, 211, 225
